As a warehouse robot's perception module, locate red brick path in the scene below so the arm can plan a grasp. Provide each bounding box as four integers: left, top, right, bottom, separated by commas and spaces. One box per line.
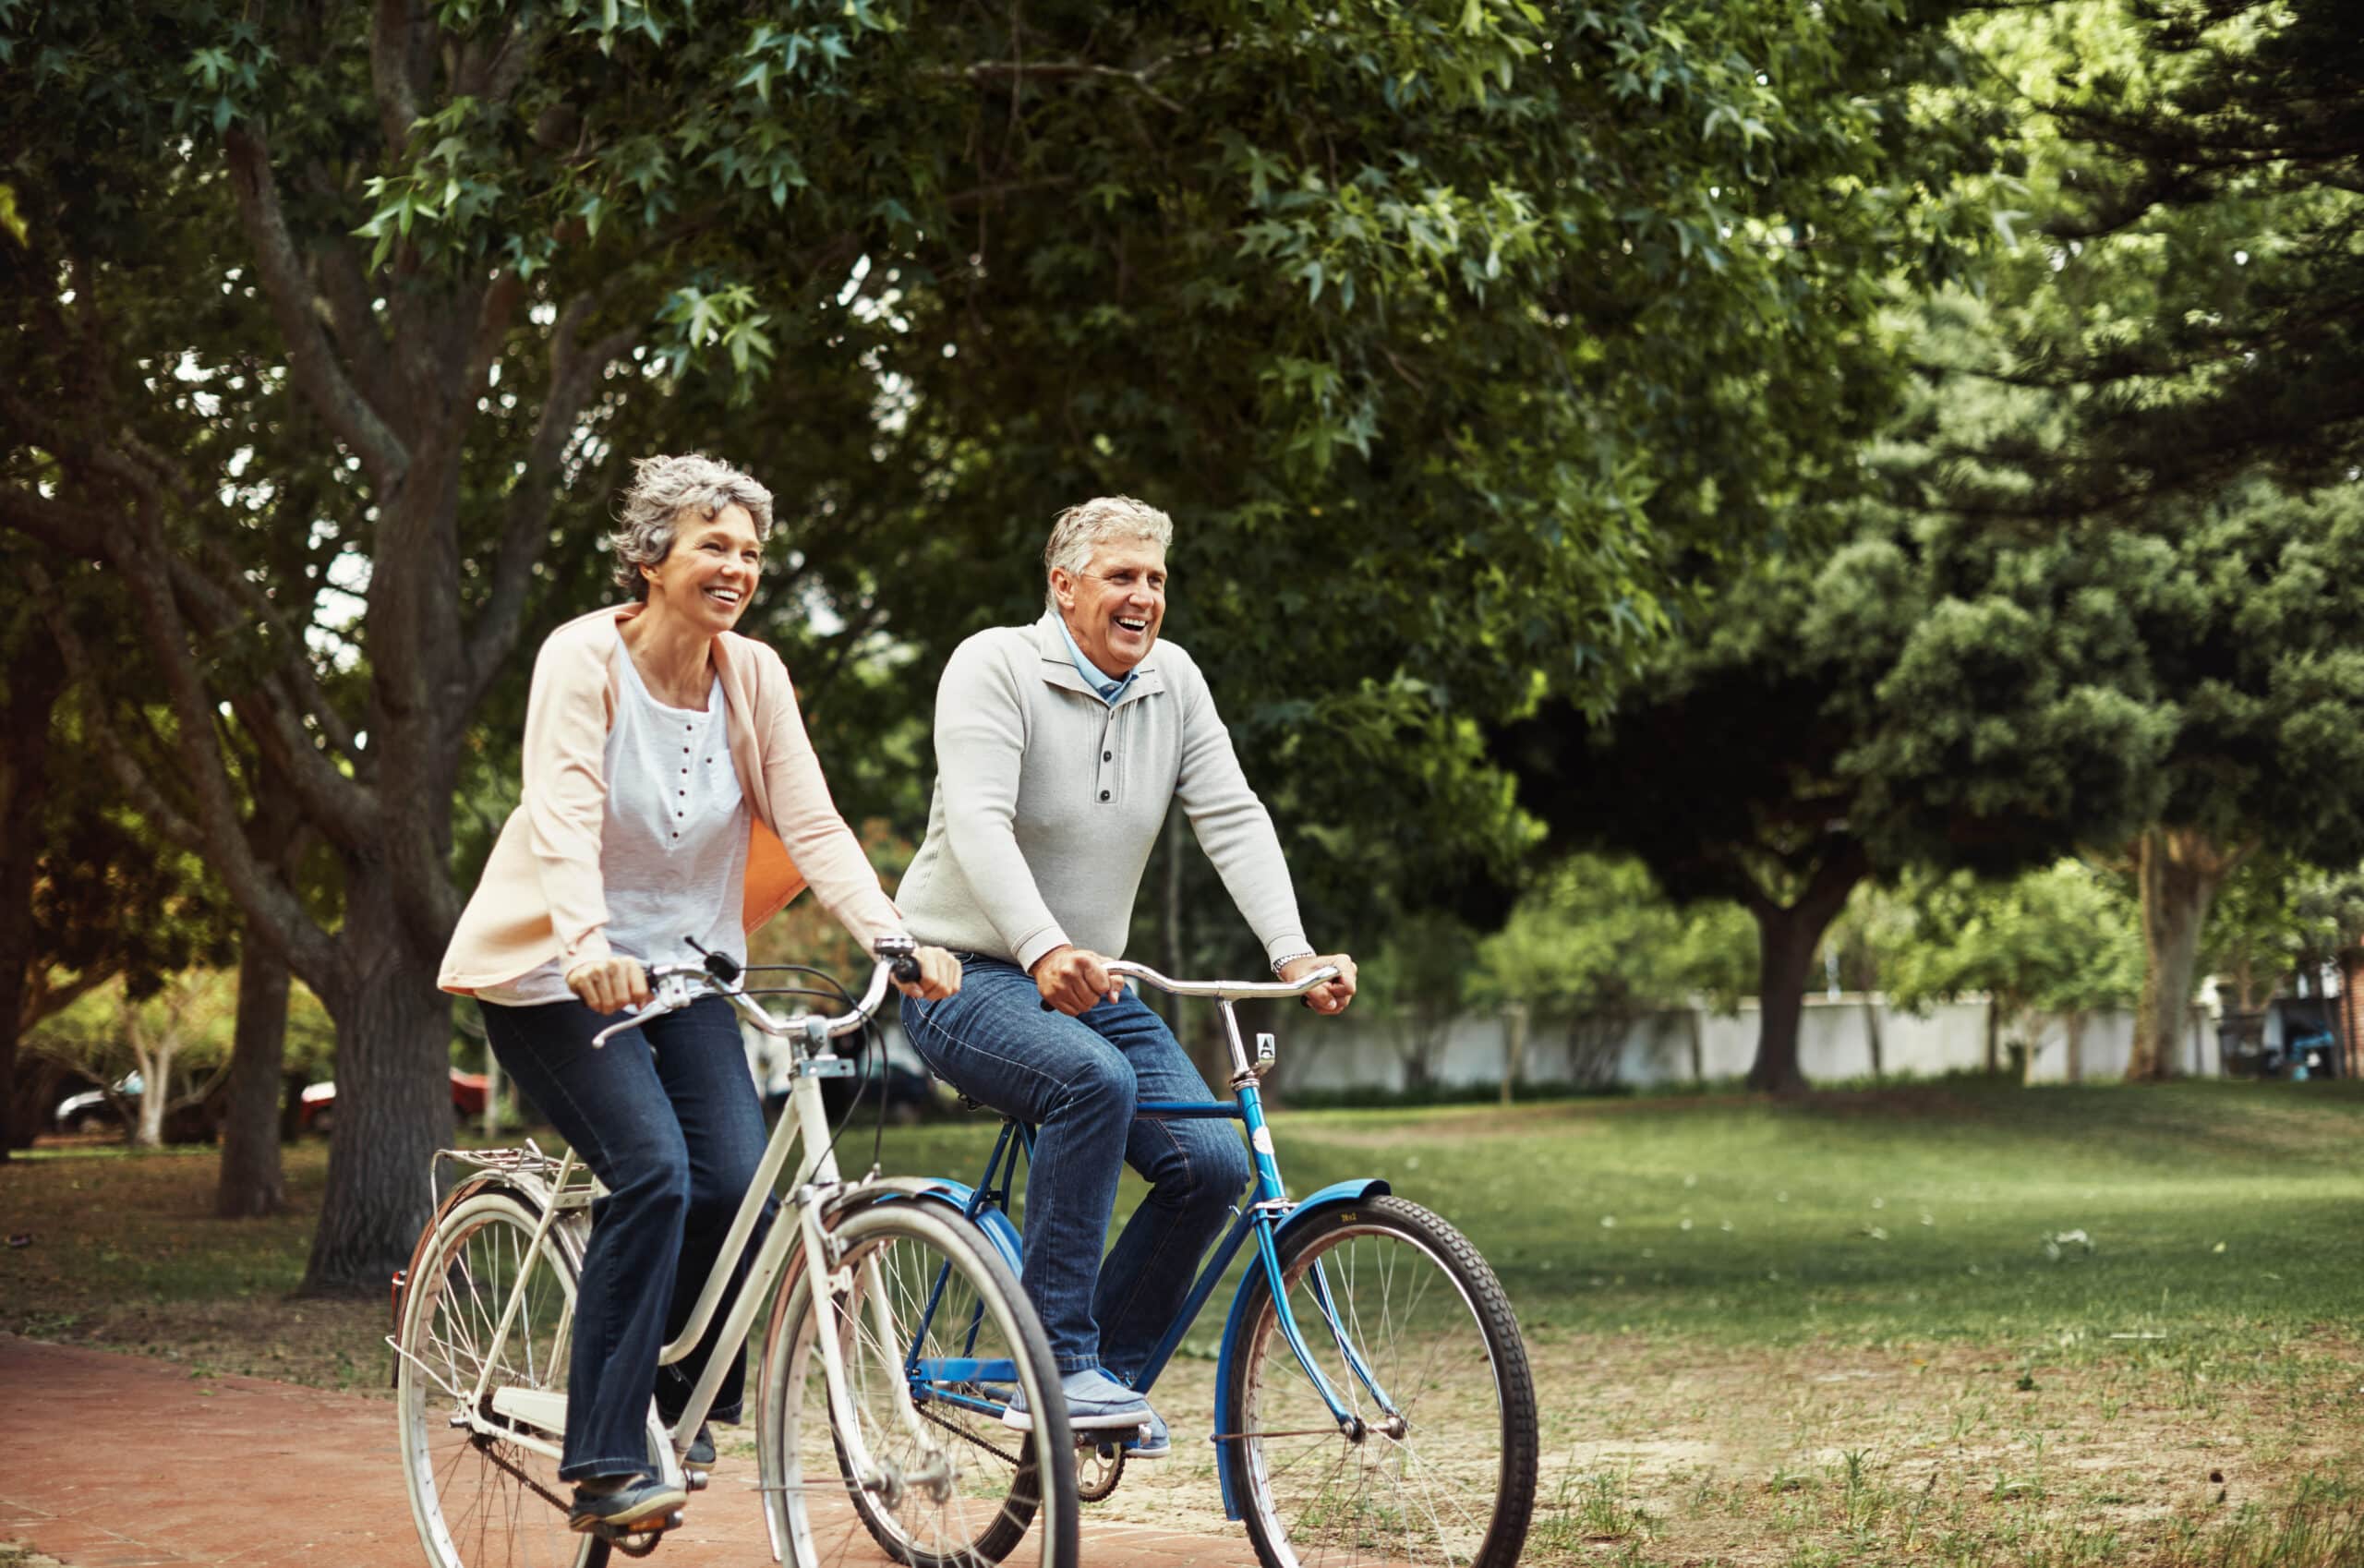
0, 1336, 1255, 1568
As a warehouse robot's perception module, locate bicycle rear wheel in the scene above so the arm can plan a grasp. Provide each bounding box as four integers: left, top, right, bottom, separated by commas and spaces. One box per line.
1221, 1195, 1538, 1568
760, 1200, 1079, 1568
396, 1188, 645, 1568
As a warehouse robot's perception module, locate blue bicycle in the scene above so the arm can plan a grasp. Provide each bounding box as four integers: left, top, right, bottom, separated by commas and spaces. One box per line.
871, 959, 1540, 1568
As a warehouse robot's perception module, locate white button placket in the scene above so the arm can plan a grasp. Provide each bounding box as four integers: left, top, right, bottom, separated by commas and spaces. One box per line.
1095, 706, 1117, 804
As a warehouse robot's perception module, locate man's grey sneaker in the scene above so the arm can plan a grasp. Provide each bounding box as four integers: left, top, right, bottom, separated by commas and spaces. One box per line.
1001, 1368, 1156, 1432
568, 1473, 688, 1532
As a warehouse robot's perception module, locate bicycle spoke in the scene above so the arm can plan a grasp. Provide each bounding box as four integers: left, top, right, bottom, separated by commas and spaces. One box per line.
768, 1205, 1067, 1568
400, 1196, 599, 1568
1232, 1203, 1530, 1568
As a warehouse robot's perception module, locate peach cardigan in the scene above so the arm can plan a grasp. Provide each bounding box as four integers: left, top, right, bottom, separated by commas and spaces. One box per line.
439, 603, 902, 995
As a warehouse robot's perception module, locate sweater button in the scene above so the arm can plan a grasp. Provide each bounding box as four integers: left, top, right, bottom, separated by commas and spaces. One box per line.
1099, 790, 1111, 802
1103, 750, 1112, 761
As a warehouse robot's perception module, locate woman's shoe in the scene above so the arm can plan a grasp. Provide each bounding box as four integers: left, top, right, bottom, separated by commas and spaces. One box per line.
569, 1473, 689, 1532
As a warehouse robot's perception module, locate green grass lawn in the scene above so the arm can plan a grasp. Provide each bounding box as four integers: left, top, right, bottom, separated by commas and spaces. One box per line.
892, 1078, 2364, 1356
6, 1079, 2361, 1564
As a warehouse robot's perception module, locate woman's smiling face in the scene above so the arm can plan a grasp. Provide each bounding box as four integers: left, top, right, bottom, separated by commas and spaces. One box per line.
1054, 537, 1167, 676
645, 503, 762, 630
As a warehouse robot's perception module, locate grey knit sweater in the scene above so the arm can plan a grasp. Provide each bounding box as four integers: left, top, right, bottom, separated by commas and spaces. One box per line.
896, 612, 1310, 971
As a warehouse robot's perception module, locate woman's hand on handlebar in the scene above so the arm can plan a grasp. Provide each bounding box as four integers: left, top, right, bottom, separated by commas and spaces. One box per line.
566, 956, 651, 1015
894, 945, 963, 1003
1279, 952, 1358, 1015
1031, 944, 1125, 1016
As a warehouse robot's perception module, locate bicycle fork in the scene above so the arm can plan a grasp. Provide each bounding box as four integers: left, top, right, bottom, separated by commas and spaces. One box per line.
796, 1199, 953, 1506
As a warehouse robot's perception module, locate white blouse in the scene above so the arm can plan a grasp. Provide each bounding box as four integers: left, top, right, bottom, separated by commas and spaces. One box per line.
477, 633, 752, 1007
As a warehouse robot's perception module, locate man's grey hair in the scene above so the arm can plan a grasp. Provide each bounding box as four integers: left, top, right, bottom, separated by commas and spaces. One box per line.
609, 452, 776, 597
1042, 496, 1174, 612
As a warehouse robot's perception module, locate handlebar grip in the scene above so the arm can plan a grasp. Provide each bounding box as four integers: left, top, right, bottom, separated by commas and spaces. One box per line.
891, 955, 921, 986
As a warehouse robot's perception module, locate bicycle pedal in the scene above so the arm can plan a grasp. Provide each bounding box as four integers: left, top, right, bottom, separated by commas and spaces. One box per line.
590, 1509, 681, 1544
685, 1469, 710, 1492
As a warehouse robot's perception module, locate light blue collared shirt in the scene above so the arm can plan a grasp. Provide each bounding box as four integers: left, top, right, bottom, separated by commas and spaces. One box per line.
1053, 614, 1136, 706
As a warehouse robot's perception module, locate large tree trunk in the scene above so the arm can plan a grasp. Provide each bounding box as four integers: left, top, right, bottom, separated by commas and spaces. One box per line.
298, 887, 452, 1295
1744, 848, 1867, 1093
217, 931, 294, 1217
2129, 826, 2244, 1082
0, 636, 65, 1159
218, 801, 308, 1217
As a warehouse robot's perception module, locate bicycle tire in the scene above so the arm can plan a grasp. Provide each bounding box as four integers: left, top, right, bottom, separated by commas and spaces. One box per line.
396, 1187, 658, 1568
1220, 1195, 1538, 1568
758, 1200, 1079, 1568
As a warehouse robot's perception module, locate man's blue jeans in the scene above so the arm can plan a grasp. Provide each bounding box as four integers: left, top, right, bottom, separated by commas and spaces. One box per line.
481, 994, 772, 1481
900, 956, 1253, 1378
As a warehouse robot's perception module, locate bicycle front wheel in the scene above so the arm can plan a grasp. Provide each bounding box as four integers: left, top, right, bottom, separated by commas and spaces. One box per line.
759, 1200, 1079, 1568
396, 1188, 621, 1568
1222, 1195, 1538, 1568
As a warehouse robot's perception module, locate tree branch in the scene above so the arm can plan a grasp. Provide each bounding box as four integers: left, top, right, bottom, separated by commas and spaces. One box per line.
29, 540, 337, 984
308, 226, 404, 429
935, 58, 1187, 115
463, 304, 641, 706
369, 0, 428, 152
223, 128, 411, 490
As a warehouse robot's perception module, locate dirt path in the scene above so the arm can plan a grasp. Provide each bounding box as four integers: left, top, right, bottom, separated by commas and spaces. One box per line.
0, 1335, 1254, 1568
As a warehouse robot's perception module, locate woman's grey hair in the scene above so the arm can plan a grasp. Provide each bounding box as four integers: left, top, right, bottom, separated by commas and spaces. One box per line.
609, 452, 776, 597
1043, 496, 1174, 611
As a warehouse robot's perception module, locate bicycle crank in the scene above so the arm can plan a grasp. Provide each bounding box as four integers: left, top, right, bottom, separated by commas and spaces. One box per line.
1075, 1441, 1125, 1502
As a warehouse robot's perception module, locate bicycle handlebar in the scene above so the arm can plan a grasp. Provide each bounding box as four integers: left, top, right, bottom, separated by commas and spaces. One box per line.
1042, 959, 1341, 1008
588, 935, 920, 1049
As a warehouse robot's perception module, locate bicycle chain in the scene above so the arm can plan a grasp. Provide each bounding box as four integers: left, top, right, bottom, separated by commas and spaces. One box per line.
919, 1401, 1024, 1466
917, 1398, 1128, 1501
476, 1432, 670, 1551
478, 1433, 576, 1517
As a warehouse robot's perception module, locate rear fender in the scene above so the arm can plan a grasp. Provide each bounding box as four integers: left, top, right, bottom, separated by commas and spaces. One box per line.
392, 1172, 552, 1385
1212, 1178, 1392, 1519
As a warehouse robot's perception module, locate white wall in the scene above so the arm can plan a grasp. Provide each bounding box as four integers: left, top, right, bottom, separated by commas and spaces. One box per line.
1272, 995, 2221, 1093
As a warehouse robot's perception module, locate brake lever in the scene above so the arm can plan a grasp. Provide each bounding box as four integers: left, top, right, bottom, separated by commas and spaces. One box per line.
590, 1009, 654, 1049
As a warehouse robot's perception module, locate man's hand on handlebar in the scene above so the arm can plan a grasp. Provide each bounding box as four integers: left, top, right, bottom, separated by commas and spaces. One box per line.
1031, 945, 1126, 1016
1279, 952, 1358, 1015
566, 956, 652, 1015
894, 945, 964, 1003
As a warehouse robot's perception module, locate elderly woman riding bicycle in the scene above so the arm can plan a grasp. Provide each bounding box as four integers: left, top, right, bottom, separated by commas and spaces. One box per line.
438, 452, 959, 1531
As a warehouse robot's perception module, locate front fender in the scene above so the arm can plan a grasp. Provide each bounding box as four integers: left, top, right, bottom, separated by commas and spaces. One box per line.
1212, 1178, 1392, 1520
758, 1176, 1026, 1410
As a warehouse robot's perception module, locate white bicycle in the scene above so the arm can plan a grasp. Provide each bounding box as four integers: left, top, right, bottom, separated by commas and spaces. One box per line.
390, 936, 1079, 1568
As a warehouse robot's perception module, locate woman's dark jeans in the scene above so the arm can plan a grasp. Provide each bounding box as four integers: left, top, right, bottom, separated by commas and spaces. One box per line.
899, 956, 1253, 1380
480, 994, 772, 1482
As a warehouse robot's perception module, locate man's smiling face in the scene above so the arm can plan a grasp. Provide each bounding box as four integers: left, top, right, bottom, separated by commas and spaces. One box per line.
1054, 537, 1167, 677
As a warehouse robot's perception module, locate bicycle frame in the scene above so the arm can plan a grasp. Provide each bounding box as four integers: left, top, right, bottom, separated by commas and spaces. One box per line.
944, 963, 1404, 1447
425, 959, 930, 1501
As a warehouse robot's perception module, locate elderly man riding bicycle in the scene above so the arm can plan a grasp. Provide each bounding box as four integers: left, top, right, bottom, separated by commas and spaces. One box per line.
896, 494, 1357, 1454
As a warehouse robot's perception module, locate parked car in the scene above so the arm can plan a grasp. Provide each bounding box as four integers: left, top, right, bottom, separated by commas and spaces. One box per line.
752, 1029, 940, 1128
52, 1072, 228, 1142
301, 1067, 490, 1135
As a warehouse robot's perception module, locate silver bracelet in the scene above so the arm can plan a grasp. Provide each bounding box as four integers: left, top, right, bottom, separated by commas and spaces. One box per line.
1270, 950, 1317, 978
